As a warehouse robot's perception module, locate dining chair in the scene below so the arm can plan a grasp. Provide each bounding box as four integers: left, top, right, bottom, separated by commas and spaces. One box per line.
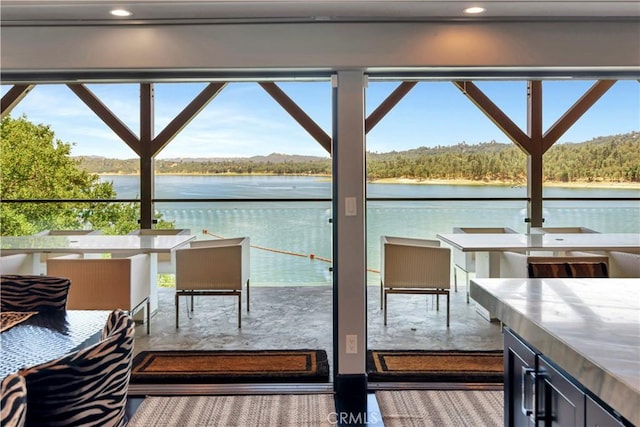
451, 227, 518, 303
175, 237, 250, 328
127, 228, 191, 274
500, 252, 609, 278
1, 372, 27, 427
19, 309, 135, 427
0, 275, 71, 312
46, 254, 151, 334
380, 236, 451, 327
567, 250, 640, 278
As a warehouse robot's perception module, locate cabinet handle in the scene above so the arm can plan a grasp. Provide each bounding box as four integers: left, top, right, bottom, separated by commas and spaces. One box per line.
521, 367, 536, 418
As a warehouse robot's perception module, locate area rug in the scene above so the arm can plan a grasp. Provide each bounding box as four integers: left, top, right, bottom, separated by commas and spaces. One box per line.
130, 349, 330, 384
127, 394, 335, 427
376, 390, 503, 427
367, 350, 503, 383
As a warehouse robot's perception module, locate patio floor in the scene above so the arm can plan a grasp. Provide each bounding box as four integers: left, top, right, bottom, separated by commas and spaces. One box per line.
133, 281, 503, 376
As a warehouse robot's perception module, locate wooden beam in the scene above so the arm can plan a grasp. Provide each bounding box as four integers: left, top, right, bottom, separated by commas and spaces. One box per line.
67, 84, 140, 156
151, 82, 227, 155
1, 84, 34, 119
139, 83, 155, 229
527, 81, 544, 227
543, 80, 616, 152
453, 81, 531, 153
259, 82, 332, 154
365, 81, 417, 133
528, 81, 544, 155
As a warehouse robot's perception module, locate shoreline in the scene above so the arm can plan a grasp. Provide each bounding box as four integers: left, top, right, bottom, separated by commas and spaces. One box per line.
98, 173, 640, 190
368, 177, 640, 189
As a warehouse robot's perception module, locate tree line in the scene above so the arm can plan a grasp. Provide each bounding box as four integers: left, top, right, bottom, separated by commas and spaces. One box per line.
79, 131, 640, 183
1, 115, 173, 236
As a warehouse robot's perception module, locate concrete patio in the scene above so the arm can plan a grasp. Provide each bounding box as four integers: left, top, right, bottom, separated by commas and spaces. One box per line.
133, 281, 503, 377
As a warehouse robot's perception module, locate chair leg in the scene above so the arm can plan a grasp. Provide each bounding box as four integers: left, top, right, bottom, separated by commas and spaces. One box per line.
146, 298, 150, 335
380, 280, 383, 309
436, 292, 440, 311
453, 267, 458, 292
237, 293, 242, 328
383, 290, 388, 325
175, 293, 179, 328
446, 292, 450, 327
246, 279, 250, 312
465, 271, 470, 303
190, 293, 194, 311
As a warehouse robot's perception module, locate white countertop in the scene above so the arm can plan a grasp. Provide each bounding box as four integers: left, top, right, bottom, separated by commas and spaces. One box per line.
0, 234, 195, 254
438, 232, 640, 252
470, 278, 640, 426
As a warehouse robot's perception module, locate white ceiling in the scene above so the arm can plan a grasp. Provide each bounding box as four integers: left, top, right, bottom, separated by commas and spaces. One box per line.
1, 0, 639, 25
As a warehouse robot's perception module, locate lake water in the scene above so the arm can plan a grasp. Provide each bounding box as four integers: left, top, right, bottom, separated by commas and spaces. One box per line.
103, 175, 640, 286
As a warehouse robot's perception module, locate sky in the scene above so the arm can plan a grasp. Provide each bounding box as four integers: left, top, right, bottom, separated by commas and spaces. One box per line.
2, 79, 639, 159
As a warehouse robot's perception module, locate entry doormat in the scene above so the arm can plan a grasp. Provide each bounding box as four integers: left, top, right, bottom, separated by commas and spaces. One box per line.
131, 349, 329, 384
367, 350, 503, 383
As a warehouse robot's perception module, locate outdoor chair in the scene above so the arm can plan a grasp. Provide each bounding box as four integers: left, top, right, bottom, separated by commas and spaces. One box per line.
0, 275, 71, 312
34, 229, 104, 236
606, 251, 640, 278
380, 236, 451, 327
0, 254, 35, 275
175, 237, 250, 328
46, 254, 151, 334
499, 252, 609, 278
33, 229, 104, 271
1, 372, 27, 427
19, 309, 134, 427
532, 226, 599, 234
127, 229, 191, 273
451, 227, 518, 303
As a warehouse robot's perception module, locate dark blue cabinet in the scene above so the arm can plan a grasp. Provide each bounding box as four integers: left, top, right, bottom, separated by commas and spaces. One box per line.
503, 328, 631, 427
538, 357, 585, 426
504, 328, 538, 427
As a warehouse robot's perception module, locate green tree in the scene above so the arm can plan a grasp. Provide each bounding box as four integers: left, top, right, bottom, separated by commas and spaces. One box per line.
1, 114, 172, 235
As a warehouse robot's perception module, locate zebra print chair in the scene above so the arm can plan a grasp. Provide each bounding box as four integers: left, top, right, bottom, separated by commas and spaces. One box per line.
1, 373, 27, 427
0, 275, 71, 312
19, 310, 135, 427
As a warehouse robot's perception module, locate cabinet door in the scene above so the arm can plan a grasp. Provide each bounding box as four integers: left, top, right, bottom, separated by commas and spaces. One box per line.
538, 357, 585, 427
585, 395, 625, 427
504, 328, 538, 427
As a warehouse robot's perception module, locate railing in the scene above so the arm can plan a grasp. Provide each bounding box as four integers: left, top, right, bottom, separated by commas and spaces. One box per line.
3, 196, 639, 286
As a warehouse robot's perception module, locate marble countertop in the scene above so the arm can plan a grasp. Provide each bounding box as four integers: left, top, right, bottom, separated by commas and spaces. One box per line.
470, 278, 640, 426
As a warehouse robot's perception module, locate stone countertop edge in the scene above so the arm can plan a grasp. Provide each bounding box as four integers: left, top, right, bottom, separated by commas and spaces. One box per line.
470, 280, 639, 426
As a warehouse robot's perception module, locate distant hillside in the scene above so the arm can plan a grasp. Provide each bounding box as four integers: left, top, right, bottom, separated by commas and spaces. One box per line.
76, 132, 640, 183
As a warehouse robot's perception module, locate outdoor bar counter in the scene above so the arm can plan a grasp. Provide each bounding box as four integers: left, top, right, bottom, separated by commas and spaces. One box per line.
470, 278, 639, 426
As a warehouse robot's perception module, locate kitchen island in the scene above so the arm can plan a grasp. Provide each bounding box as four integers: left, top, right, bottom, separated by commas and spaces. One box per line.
470, 278, 639, 426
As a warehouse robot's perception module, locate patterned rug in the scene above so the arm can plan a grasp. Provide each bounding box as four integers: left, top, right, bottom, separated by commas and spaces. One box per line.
376, 390, 504, 427
0, 311, 36, 333
367, 350, 503, 382
127, 394, 335, 427
131, 349, 330, 384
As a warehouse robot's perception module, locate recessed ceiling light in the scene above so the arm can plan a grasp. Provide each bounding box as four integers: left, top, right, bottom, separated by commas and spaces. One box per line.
464, 6, 486, 14
110, 9, 132, 17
